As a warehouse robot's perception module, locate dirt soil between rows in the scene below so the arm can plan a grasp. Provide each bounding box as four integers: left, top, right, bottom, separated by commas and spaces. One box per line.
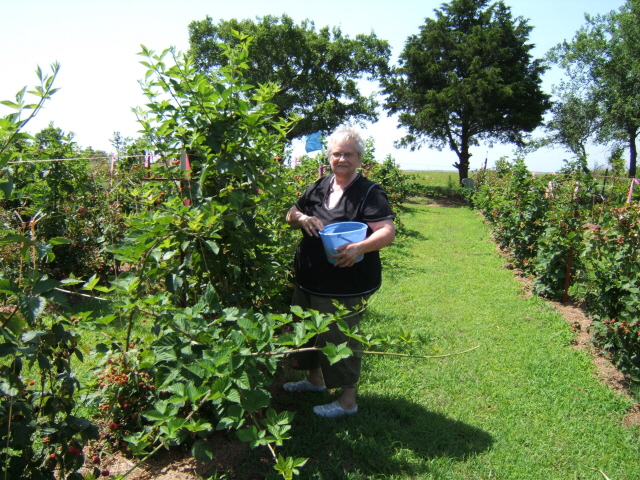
85, 196, 640, 479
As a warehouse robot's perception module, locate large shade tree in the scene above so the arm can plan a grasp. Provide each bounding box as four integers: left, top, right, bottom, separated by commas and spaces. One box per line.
548, 0, 640, 178
188, 14, 391, 141
382, 0, 550, 182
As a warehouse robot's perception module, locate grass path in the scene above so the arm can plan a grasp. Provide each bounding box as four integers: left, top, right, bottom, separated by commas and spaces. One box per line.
267, 198, 639, 480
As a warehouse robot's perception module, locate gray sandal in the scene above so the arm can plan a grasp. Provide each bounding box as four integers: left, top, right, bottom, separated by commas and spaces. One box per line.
313, 400, 358, 418
283, 379, 326, 393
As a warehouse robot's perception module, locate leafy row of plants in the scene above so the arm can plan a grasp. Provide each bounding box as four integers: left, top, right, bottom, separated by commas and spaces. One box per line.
1, 36, 410, 480
470, 157, 640, 397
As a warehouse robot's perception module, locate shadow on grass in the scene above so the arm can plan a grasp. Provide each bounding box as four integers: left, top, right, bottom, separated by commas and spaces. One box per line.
400, 227, 427, 241
259, 388, 494, 479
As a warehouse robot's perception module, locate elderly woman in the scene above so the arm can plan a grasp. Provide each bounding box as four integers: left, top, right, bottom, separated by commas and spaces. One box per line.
284, 125, 396, 418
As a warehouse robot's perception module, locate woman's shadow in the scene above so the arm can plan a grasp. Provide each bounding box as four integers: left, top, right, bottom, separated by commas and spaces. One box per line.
270, 390, 494, 479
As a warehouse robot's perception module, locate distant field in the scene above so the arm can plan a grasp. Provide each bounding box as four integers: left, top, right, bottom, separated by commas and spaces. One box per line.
401, 170, 466, 197
403, 170, 460, 187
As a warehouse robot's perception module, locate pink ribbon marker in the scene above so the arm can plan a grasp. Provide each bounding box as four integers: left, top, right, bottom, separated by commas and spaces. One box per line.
627, 178, 640, 203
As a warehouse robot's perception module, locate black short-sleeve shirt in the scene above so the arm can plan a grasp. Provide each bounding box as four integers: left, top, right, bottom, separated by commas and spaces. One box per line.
293, 174, 395, 297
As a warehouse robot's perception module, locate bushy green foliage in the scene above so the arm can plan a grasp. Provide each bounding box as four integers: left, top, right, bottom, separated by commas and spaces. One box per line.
362, 155, 410, 212
1, 125, 124, 281
472, 157, 551, 272
130, 40, 300, 311
0, 63, 104, 480
582, 205, 640, 392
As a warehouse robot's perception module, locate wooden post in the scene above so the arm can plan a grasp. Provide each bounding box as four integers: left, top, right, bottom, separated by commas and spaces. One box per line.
562, 245, 574, 303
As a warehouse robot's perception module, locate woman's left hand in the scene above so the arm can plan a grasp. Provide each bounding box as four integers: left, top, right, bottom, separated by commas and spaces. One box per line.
331, 219, 395, 268
332, 242, 364, 268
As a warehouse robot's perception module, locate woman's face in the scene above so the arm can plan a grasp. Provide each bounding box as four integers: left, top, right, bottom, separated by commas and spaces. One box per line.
329, 138, 362, 179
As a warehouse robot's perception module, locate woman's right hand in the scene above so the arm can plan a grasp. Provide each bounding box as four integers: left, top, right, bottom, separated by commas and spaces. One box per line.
299, 214, 324, 237
286, 206, 324, 237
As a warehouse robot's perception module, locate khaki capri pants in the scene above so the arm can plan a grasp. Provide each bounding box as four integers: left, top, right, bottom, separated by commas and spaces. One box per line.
288, 286, 369, 389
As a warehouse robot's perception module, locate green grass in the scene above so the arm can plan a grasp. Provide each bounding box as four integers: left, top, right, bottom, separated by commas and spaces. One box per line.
263, 197, 640, 480
403, 170, 459, 187
402, 170, 467, 197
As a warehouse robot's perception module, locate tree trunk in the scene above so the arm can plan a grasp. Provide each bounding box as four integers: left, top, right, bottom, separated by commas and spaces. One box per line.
454, 147, 471, 185
629, 128, 638, 178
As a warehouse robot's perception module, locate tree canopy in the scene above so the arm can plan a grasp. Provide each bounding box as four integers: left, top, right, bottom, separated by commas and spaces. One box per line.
548, 0, 640, 177
534, 84, 600, 163
382, 0, 550, 182
188, 14, 391, 141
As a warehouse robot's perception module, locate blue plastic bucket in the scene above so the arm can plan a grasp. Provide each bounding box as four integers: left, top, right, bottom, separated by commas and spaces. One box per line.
318, 221, 368, 264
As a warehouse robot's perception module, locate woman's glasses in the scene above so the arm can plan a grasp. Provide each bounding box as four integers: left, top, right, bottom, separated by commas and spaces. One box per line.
330, 152, 358, 160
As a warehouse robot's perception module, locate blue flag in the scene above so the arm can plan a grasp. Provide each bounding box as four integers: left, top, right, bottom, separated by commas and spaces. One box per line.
305, 131, 322, 153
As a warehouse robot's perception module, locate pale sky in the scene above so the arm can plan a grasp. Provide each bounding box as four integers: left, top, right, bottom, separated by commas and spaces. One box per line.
0, 0, 623, 172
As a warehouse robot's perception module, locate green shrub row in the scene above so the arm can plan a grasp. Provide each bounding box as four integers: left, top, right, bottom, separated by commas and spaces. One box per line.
470, 157, 640, 398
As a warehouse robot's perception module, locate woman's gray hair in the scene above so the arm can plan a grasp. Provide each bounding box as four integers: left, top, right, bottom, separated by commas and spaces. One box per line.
326, 125, 365, 159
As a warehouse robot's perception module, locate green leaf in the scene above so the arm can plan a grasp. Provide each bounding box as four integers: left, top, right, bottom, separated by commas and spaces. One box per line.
232, 370, 251, 390
290, 305, 310, 319
186, 384, 210, 403
201, 283, 220, 312
142, 410, 168, 423
240, 389, 270, 412
0, 278, 20, 295
66, 415, 99, 438
293, 322, 308, 347
122, 435, 151, 455
274, 454, 308, 480
165, 383, 186, 396
217, 405, 244, 430
191, 439, 213, 462
32, 278, 62, 295
34, 242, 53, 262
0, 372, 23, 396
0, 181, 14, 198
235, 425, 262, 445
93, 285, 114, 293
21, 330, 48, 343
48, 237, 72, 245
81, 275, 101, 291
0, 343, 17, 357
265, 408, 295, 427
113, 273, 140, 294
160, 418, 186, 436
41, 289, 68, 304
205, 240, 219, 254
0, 99, 21, 109
0, 234, 32, 245
320, 342, 353, 365
94, 314, 116, 325
18, 294, 46, 324
37, 352, 51, 370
